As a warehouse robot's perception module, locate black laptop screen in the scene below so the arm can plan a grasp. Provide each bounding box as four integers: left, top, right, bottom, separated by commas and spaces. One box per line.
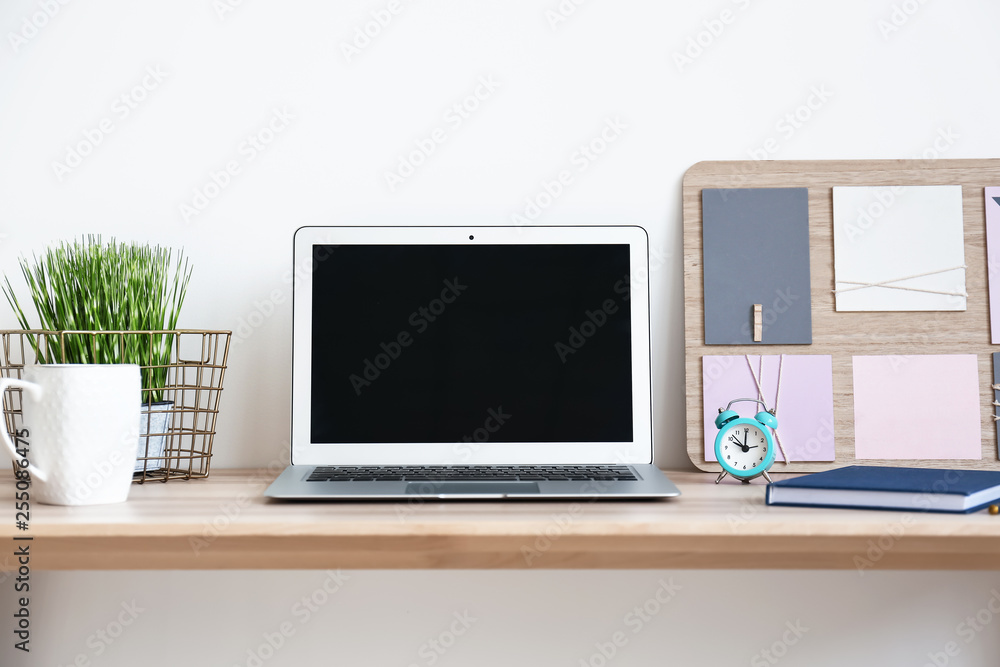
309, 244, 633, 443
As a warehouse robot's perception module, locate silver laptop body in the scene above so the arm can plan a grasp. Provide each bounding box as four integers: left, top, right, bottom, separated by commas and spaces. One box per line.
265, 225, 679, 500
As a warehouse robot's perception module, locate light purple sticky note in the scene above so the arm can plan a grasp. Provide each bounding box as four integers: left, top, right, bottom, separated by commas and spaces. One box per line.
853, 354, 981, 460
703, 355, 835, 462
987, 188, 1000, 344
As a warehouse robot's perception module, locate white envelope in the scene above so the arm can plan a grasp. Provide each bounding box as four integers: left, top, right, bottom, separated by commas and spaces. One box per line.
832, 185, 966, 311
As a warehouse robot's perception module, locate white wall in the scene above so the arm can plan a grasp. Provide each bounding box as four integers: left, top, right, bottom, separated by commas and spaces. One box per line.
2, 0, 999, 665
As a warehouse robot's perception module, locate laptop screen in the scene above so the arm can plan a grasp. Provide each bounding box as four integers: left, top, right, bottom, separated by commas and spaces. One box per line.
309, 244, 633, 444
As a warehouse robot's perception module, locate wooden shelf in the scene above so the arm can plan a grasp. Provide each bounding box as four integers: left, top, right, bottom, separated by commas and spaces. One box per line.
2, 469, 999, 570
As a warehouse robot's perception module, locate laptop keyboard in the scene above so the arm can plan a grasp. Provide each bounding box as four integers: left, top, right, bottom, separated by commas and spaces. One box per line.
306, 465, 637, 482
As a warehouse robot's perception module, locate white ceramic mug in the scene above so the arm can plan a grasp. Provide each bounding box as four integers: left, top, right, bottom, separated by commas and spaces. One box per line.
0, 364, 141, 506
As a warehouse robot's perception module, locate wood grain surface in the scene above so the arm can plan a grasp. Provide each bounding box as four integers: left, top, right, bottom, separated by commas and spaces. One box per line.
2, 469, 999, 570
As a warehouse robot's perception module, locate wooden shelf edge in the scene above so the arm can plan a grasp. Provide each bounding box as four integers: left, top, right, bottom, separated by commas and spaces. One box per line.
11, 534, 1000, 571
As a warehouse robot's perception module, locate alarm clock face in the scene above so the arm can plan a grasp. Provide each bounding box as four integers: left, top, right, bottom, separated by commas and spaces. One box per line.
718, 422, 770, 475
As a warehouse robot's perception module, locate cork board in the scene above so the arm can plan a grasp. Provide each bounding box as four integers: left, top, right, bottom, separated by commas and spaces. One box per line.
683, 159, 1000, 472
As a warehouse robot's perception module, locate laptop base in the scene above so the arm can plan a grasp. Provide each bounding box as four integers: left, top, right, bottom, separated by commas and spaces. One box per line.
265, 464, 680, 500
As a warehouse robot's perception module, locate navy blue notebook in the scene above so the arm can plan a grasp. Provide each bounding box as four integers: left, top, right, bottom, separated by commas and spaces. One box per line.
766, 466, 1000, 513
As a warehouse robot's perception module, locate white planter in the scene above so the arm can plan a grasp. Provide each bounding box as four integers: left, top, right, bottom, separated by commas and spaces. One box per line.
137, 401, 172, 473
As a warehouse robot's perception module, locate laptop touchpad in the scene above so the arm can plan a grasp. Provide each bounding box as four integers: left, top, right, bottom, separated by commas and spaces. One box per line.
405, 482, 540, 495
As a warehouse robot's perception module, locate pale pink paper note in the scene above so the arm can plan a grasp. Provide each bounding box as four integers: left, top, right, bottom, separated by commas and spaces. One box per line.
852, 354, 981, 460
703, 355, 835, 462
987, 188, 1000, 343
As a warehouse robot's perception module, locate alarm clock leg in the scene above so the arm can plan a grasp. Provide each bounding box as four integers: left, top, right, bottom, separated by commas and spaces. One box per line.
761, 471, 773, 484
715, 471, 728, 484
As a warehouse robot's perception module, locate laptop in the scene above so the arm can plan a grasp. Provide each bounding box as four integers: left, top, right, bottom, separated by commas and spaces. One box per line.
265, 225, 680, 500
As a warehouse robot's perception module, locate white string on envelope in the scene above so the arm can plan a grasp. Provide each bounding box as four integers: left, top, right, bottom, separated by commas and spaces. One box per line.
832, 265, 967, 297
745, 354, 790, 463
992, 383, 1000, 422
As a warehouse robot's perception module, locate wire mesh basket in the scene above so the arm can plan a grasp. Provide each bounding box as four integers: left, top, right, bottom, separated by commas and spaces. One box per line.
1, 330, 230, 483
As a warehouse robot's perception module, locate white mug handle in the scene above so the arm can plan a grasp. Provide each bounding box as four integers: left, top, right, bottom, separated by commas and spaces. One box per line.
0, 378, 48, 482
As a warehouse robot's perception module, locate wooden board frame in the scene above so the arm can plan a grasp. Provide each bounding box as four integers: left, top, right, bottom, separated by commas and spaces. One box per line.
683, 159, 1000, 472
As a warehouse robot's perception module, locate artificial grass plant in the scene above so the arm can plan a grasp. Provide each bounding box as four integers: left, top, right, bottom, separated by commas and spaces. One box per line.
2, 236, 192, 403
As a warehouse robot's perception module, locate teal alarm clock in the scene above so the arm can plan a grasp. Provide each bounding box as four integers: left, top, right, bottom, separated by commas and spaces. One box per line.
713, 398, 777, 484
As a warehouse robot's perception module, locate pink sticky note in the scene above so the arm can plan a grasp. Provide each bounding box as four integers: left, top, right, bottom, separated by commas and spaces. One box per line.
853, 354, 981, 460
987, 188, 1000, 343
703, 355, 835, 462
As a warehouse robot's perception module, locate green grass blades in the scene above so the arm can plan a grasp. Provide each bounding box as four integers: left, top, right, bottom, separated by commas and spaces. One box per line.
1, 236, 192, 403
